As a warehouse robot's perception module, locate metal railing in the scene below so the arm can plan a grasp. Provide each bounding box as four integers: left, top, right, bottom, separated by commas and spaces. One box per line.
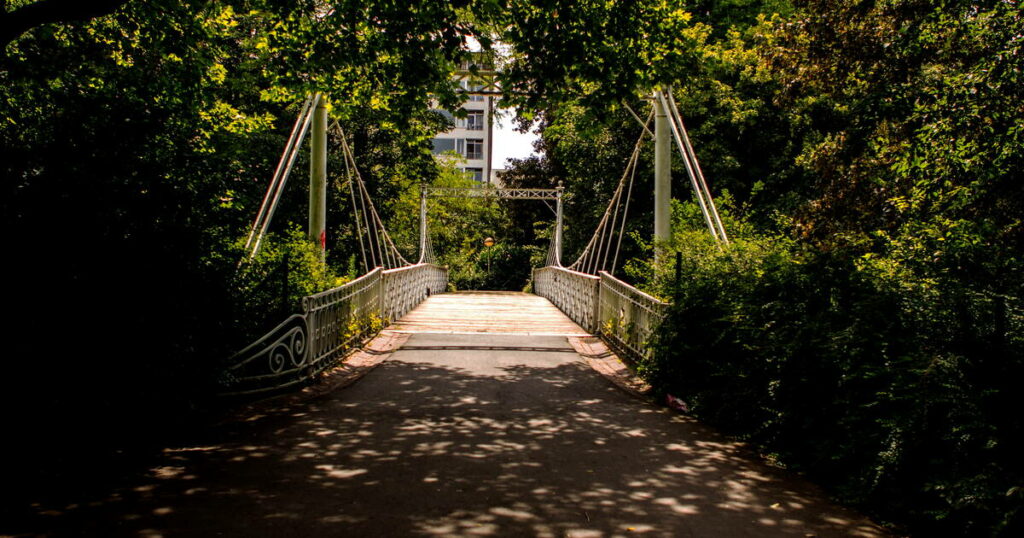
596, 271, 669, 361
221, 263, 447, 396
381, 263, 448, 322
533, 266, 668, 361
533, 266, 601, 332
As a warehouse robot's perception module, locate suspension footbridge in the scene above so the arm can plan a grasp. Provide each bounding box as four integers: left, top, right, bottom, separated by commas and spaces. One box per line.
221, 89, 717, 397
5, 88, 889, 537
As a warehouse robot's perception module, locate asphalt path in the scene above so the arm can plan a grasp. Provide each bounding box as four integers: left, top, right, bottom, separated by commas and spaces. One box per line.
6, 333, 885, 537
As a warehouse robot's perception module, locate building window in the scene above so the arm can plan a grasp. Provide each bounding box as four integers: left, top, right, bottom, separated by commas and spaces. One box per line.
465, 139, 484, 160
465, 110, 484, 131
464, 167, 483, 182
462, 79, 486, 102
432, 138, 456, 155
431, 108, 455, 128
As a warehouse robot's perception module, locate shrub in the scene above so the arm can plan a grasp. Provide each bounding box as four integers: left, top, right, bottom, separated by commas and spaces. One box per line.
448, 242, 539, 291
641, 205, 1024, 535
228, 226, 344, 346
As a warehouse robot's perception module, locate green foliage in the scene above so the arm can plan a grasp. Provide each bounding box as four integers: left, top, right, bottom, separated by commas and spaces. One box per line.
5, 2, 1023, 535
448, 242, 541, 291
593, 3, 1024, 534
636, 204, 1024, 536
229, 226, 345, 343
386, 158, 542, 290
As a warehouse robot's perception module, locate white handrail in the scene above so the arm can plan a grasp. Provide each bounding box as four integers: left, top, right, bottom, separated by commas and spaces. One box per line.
221, 263, 448, 396
534, 265, 668, 361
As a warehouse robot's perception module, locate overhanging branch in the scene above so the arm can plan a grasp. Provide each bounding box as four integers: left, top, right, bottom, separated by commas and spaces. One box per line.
1, 0, 131, 50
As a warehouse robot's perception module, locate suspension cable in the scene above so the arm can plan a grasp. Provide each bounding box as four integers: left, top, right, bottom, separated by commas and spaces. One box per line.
337, 124, 411, 269
336, 122, 370, 274
565, 106, 652, 274
247, 93, 320, 259
656, 90, 719, 243
340, 133, 381, 269
244, 94, 313, 253
666, 90, 729, 243
611, 142, 640, 275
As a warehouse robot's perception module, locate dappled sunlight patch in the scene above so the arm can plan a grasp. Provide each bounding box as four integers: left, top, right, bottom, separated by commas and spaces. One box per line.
12, 337, 885, 537
319, 514, 363, 524
721, 479, 758, 503
619, 523, 657, 533
263, 512, 301, 520
416, 509, 501, 536
736, 469, 772, 483
149, 467, 185, 480
652, 497, 700, 515
411, 441, 455, 456
162, 445, 221, 454
628, 490, 655, 501
489, 505, 539, 520
564, 530, 603, 538
660, 464, 700, 476
314, 464, 367, 479
352, 448, 388, 459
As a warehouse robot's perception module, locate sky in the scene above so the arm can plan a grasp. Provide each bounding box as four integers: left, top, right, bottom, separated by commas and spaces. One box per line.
490, 108, 541, 170
462, 36, 541, 170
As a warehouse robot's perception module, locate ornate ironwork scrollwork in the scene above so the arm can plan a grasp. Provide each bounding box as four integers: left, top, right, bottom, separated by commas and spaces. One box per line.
221, 263, 449, 396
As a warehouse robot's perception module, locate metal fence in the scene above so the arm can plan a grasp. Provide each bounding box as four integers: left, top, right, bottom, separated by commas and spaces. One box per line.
533, 266, 601, 332
596, 271, 669, 361
221, 263, 448, 396
534, 266, 669, 361
382, 263, 449, 322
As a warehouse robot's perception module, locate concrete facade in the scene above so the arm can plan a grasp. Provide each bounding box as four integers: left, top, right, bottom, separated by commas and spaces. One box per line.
431, 58, 498, 185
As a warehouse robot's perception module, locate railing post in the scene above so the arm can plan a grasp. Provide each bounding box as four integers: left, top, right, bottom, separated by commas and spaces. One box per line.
555, 181, 564, 266
280, 252, 290, 319
418, 183, 427, 263
378, 271, 387, 322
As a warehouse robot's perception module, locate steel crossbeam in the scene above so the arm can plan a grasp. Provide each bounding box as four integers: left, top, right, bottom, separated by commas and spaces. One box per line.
422, 187, 560, 200
452, 71, 502, 95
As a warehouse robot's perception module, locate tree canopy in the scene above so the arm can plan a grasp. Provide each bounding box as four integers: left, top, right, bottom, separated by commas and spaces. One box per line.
3, 1, 1023, 535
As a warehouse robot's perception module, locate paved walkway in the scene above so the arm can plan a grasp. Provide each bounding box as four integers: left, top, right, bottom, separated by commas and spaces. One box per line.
4, 293, 885, 537
389, 291, 590, 336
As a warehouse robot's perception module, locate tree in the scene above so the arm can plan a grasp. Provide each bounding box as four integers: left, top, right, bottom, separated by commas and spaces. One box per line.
0, 0, 132, 50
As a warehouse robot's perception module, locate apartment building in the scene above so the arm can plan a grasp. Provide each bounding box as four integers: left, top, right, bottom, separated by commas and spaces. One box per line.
431, 57, 497, 184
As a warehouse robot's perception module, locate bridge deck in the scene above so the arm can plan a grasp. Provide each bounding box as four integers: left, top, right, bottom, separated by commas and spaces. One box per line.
388, 291, 590, 336
6, 291, 885, 537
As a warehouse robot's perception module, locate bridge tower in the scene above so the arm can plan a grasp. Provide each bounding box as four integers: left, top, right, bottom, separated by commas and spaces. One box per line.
309, 94, 328, 255
653, 90, 671, 260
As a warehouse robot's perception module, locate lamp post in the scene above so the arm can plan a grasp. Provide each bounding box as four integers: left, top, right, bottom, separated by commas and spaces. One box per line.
483, 236, 495, 275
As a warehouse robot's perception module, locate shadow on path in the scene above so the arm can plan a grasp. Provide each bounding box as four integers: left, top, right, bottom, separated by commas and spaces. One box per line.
3, 334, 884, 537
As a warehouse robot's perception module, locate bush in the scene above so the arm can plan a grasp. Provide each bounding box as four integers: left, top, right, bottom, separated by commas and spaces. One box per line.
641, 205, 1024, 536
448, 242, 539, 291
228, 226, 346, 347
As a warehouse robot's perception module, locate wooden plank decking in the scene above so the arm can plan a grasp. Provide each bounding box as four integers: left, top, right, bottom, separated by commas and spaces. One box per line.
388, 291, 590, 336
